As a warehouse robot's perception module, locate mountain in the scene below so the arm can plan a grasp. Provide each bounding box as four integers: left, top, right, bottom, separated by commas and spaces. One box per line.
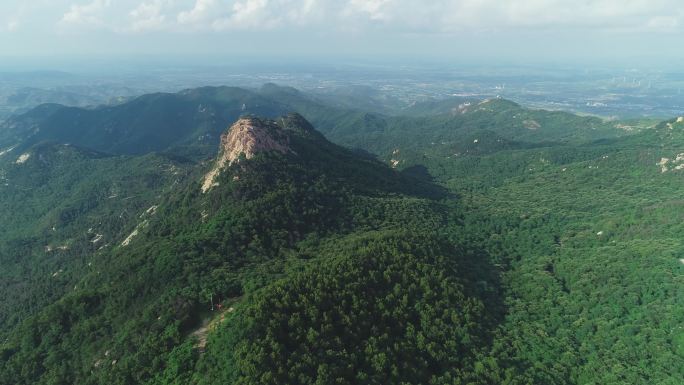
0, 84, 641, 163
0, 83, 372, 160
323, 98, 639, 158
200, 116, 294, 192
384, 112, 684, 384
0, 114, 500, 385
0, 87, 293, 158
0, 142, 193, 335
1, 84, 682, 385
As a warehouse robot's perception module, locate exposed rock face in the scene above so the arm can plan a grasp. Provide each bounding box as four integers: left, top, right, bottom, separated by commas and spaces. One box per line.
15, 153, 30, 164
657, 153, 684, 173
202, 117, 291, 192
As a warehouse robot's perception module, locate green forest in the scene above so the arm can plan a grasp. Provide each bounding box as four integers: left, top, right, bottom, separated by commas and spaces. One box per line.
0, 86, 682, 384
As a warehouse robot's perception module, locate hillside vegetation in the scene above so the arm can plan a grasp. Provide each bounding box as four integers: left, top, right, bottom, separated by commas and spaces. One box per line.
0, 85, 681, 385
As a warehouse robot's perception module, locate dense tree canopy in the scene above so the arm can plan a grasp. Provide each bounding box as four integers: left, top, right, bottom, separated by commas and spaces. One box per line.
196, 233, 496, 385
1, 92, 682, 385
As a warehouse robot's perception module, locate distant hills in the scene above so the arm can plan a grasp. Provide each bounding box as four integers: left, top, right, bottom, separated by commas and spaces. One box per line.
0, 84, 640, 162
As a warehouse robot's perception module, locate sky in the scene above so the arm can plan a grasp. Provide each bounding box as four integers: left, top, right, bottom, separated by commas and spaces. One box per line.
2, 0, 684, 67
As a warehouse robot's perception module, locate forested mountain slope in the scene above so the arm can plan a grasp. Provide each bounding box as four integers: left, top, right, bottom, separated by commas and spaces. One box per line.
0, 84, 681, 385
0, 114, 501, 385
0, 143, 192, 335
385, 114, 684, 384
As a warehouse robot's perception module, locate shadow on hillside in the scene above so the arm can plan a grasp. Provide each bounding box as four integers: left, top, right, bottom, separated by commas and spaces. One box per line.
459, 242, 506, 352
401, 164, 434, 182
399, 164, 453, 200
348, 147, 380, 161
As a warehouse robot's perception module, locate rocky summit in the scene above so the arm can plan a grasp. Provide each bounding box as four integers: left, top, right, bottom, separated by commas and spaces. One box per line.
202, 116, 291, 192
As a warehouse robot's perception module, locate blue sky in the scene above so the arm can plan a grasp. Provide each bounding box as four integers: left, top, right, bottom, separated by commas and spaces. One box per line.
2, 0, 684, 65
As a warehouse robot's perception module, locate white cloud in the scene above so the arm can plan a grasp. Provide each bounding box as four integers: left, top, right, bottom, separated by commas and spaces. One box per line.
61, 0, 111, 26
128, 0, 167, 32
211, 0, 276, 30
178, 0, 324, 31
17, 0, 683, 36
3, 0, 684, 58
286, 0, 318, 24
431, 0, 683, 31
229, 0, 270, 26
346, 0, 391, 21
177, 0, 217, 25
167, 0, 684, 34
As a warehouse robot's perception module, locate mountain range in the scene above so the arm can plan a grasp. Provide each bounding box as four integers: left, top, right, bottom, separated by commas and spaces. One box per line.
0, 84, 682, 385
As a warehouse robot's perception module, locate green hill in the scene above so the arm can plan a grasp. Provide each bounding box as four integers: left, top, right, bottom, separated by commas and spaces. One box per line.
0, 114, 499, 385
0, 142, 192, 335
380, 115, 684, 384
0, 87, 294, 158
1, 85, 682, 385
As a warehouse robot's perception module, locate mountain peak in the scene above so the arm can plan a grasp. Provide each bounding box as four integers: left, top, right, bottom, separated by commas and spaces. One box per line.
201, 116, 292, 192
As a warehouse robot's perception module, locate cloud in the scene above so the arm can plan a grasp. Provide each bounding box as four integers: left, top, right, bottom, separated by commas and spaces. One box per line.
34, 0, 684, 36
177, 0, 217, 25
211, 0, 276, 30
286, 0, 318, 24
128, 0, 167, 32
167, 0, 684, 34
177, 0, 324, 31
346, 0, 391, 21
3, 0, 684, 59
430, 0, 683, 31
61, 0, 111, 26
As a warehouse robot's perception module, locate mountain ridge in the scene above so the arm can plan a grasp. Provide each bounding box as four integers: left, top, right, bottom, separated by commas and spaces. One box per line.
0, 84, 643, 163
